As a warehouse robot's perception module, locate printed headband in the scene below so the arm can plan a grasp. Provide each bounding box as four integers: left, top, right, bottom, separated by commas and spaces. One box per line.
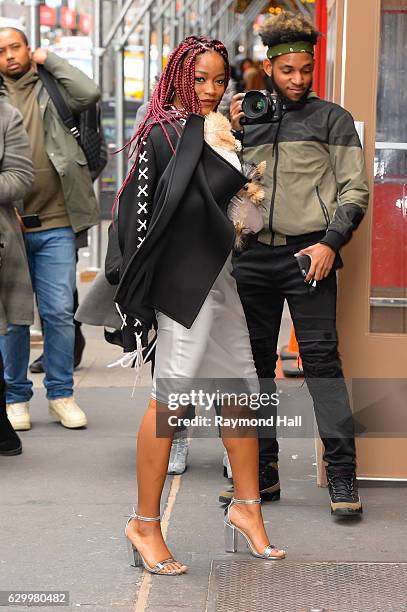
267, 41, 315, 59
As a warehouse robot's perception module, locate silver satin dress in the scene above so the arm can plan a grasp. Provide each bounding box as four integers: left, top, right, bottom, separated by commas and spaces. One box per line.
151, 145, 259, 403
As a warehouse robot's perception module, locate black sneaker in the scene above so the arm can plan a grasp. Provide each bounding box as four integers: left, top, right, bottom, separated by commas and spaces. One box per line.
219, 462, 280, 505
74, 326, 86, 368
29, 329, 86, 374
29, 354, 44, 374
326, 469, 363, 517
0, 415, 23, 456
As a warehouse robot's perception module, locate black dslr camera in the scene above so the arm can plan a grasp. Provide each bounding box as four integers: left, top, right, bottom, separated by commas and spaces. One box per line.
240, 90, 284, 125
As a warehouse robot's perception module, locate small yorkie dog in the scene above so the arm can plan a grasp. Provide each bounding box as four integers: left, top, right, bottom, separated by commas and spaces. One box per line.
204, 112, 266, 250
228, 161, 266, 249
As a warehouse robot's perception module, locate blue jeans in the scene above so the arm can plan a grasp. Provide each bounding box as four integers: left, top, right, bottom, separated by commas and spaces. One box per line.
0, 227, 76, 403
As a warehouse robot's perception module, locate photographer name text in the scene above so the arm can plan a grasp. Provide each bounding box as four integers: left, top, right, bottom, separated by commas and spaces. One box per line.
167, 415, 302, 429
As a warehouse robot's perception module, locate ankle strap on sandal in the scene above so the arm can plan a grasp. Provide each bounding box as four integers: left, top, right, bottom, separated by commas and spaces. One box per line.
231, 498, 261, 505
130, 507, 161, 522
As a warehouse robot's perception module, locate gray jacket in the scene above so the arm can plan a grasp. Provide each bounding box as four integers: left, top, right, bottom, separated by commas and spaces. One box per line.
0, 102, 34, 335
0, 52, 101, 233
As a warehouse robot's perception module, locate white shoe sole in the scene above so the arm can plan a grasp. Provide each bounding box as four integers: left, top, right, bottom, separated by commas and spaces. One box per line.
167, 464, 187, 475
8, 420, 31, 431
49, 407, 87, 429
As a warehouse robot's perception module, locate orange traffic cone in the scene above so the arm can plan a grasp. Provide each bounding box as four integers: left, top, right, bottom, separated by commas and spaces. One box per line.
280, 326, 299, 360
281, 326, 303, 377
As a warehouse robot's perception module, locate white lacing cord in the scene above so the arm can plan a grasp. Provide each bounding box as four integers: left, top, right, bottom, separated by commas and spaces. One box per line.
115, 302, 127, 330
108, 307, 144, 371
144, 338, 157, 362
107, 304, 157, 396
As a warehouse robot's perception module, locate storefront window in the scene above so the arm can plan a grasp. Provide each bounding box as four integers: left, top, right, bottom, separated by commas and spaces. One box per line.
370, 0, 407, 333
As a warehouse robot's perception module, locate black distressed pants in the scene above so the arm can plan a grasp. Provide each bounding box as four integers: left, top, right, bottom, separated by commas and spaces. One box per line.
232, 233, 356, 472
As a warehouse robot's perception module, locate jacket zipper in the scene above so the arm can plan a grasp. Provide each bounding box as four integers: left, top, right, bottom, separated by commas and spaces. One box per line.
268, 111, 286, 236
316, 185, 330, 229
268, 136, 280, 236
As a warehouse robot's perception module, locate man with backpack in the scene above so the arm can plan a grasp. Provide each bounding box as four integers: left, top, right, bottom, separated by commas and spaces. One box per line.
0, 27, 101, 430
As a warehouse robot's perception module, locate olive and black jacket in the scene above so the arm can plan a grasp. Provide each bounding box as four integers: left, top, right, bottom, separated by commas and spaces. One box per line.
113, 113, 246, 350
241, 92, 369, 251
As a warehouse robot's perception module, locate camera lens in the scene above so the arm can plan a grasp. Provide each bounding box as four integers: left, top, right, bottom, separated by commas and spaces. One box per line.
251, 98, 266, 113
242, 91, 268, 119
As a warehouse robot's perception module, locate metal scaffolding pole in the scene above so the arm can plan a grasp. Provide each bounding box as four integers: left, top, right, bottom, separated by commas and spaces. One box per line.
197, 0, 205, 34
201, 0, 218, 34
105, 0, 156, 52
209, 0, 235, 32
224, 0, 269, 50
195, 0, 202, 35
200, 0, 207, 33
143, 10, 152, 104
153, 0, 174, 65
177, 0, 195, 40
25, 0, 41, 49
103, 0, 135, 51
178, 11, 185, 42
292, 0, 310, 17
114, 0, 126, 194
156, 0, 164, 73
185, 9, 191, 39
114, 41, 125, 190
153, 0, 174, 23
92, 0, 103, 86
90, 0, 103, 270
169, 1, 177, 50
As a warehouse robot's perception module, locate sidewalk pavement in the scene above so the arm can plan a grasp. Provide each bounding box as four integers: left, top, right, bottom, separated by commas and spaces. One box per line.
2, 322, 407, 611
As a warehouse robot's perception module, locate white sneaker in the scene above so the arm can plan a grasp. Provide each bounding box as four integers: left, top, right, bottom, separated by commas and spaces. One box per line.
167, 431, 189, 475
48, 396, 87, 429
6, 402, 31, 431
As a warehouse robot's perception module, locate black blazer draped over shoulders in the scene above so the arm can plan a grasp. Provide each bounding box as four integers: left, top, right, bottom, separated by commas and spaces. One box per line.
115, 113, 246, 337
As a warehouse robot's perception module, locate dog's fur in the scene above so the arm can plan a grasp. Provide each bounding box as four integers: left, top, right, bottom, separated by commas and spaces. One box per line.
204, 111, 238, 152
204, 112, 266, 249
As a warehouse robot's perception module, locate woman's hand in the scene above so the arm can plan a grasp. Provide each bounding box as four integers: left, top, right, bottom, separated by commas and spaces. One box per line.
230, 93, 245, 131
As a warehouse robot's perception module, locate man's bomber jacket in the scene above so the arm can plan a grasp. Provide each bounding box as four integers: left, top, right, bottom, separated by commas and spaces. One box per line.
241, 91, 369, 251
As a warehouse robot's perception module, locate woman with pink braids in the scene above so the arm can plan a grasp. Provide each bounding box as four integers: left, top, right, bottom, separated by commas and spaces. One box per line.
115, 36, 286, 575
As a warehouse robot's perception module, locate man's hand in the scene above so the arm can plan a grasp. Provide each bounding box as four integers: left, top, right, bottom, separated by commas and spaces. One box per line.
230, 93, 245, 132
32, 48, 48, 65
295, 243, 336, 283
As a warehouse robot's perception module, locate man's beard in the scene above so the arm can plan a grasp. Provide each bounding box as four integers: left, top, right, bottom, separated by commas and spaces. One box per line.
269, 75, 311, 110
9, 71, 23, 80
5, 61, 32, 80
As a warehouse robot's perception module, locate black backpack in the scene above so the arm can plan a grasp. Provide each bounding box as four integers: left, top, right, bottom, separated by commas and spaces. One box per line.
37, 65, 108, 181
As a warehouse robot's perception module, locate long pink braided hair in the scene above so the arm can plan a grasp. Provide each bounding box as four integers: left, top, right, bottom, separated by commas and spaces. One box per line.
113, 35, 230, 212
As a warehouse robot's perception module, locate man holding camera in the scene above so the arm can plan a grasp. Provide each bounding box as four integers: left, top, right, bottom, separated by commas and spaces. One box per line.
221, 12, 369, 517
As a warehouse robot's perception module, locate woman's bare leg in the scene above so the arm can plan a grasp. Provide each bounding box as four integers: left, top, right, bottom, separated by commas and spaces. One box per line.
125, 399, 187, 573
222, 424, 285, 557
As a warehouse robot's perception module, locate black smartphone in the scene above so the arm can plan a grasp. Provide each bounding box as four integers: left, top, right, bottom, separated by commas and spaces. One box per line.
21, 214, 42, 229
295, 254, 312, 278
295, 254, 317, 290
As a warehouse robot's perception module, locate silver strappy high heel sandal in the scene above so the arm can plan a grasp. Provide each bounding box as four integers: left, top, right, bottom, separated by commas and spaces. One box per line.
125, 509, 186, 575
224, 498, 286, 560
